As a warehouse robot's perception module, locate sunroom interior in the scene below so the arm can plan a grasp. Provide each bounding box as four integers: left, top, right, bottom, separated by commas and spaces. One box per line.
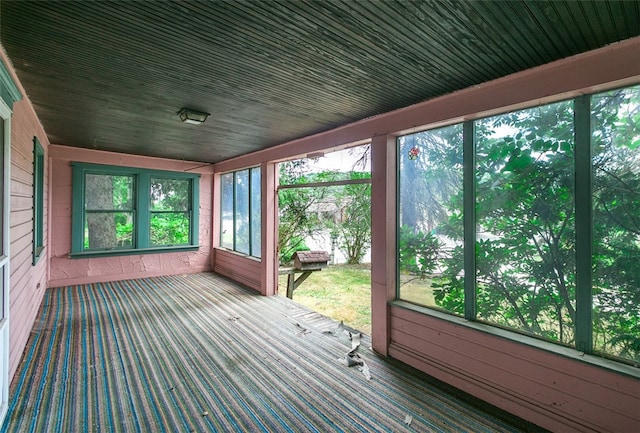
0, 2, 639, 432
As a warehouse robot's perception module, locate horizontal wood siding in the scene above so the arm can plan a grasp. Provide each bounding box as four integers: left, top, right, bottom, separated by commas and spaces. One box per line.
389, 305, 640, 432
4, 46, 50, 381
213, 248, 261, 292
47, 145, 213, 287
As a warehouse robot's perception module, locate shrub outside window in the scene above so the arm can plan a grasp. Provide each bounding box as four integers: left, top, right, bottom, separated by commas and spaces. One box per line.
71, 163, 199, 255
397, 84, 640, 365
219, 167, 261, 258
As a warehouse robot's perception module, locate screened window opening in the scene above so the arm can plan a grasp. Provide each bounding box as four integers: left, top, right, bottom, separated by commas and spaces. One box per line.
397, 83, 640, 365
591, 85, 640, 363
219, 167, 261, 258
71, 163, 199, 255
398, 124, 464, 316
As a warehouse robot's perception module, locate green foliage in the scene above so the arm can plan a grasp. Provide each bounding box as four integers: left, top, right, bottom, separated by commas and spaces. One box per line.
402, 85, 640, 363
398, 225, 441, 277
149, 178, 191, 246
590, 87, 640, 361
115, 219, 133, 247
467, 100, 578, 341
331, 172, 372, 265
278, 159, 373, 265
150, 213, 189, 246
277, 160, 331, 264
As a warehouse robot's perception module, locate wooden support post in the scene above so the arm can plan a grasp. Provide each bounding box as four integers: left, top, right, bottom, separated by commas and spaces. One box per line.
286, 272, 295, 299
286, 270, 314, 299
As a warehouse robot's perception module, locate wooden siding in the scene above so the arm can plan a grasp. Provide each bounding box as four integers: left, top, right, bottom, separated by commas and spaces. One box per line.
47, 145, 213, 287
212, 248, 261, 293
3, 44, 50, 381
389, 305, 640, 433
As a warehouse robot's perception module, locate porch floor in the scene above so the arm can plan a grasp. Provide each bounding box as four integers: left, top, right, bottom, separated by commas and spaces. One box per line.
2, 273, 544, 432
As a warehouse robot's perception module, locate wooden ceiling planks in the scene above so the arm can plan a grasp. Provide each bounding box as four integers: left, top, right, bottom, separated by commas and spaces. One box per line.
2, 1, 639, 163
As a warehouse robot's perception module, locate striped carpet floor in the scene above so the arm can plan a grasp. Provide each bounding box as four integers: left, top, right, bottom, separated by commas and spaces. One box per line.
2, 273, 540, 432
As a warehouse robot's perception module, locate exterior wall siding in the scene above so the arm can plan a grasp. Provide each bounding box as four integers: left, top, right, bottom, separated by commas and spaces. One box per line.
2, 46, 50, 381
48, 145, 213, 287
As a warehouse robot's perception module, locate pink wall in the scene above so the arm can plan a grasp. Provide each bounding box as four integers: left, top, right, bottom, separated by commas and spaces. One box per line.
1, 46, 50, 381
213, 248, 261, 292
390, 304, 640, 432
212, 38, 640, 432
369, 134, 397, 356
48, 145, 213, 287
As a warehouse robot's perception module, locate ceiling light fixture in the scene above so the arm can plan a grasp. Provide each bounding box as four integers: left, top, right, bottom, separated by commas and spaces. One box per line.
178, 108, 209, 125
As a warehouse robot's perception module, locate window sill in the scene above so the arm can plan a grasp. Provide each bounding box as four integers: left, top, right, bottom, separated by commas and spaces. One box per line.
69, 245, 200, 259
391, 299, 640, 379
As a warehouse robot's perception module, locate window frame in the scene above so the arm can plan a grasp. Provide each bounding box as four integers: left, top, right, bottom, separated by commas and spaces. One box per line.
32, 137, 44, 265
395, 84, 640, 366
71, 162, 200, 257
219, 166, 261, 258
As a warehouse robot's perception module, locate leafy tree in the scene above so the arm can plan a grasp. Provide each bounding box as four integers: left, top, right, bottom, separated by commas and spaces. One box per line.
85, 174, 133, 249
150, 178, 190, 246
397, 125, 464, 313
399, 128, 463, 233
470, 100, 577, 341
278, 159, 372, 265
398, 225, 441, 277
398, 85, 639, 362
277, 160, 334, 264
330, 172, 371, 264
591, 87, 640, 360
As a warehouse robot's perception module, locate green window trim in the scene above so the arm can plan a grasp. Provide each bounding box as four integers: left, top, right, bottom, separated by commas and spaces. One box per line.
0, 59, 22, 109
71, 162, 200, 256
32, 137, 44, 265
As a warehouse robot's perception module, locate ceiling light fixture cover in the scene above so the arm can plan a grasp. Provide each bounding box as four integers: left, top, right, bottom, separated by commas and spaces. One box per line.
178, 108, 209, 125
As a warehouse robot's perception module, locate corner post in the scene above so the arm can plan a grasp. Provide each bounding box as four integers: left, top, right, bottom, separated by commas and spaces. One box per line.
261, 161, 277, 296
370, 134, 397, 356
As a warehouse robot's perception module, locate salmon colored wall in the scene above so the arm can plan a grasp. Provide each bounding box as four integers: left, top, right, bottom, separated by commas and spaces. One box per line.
213, 248, 261, 292
389, 305, 640, 432
48, 145, 213, 287
1, 46, 50, 381
212, 38, 640, 432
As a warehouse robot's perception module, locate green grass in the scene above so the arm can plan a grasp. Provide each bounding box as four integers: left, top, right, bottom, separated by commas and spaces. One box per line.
278, 263, 372, 334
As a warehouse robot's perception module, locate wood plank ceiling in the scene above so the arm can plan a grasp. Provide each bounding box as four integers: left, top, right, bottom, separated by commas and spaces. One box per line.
2, 1, 639, 163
